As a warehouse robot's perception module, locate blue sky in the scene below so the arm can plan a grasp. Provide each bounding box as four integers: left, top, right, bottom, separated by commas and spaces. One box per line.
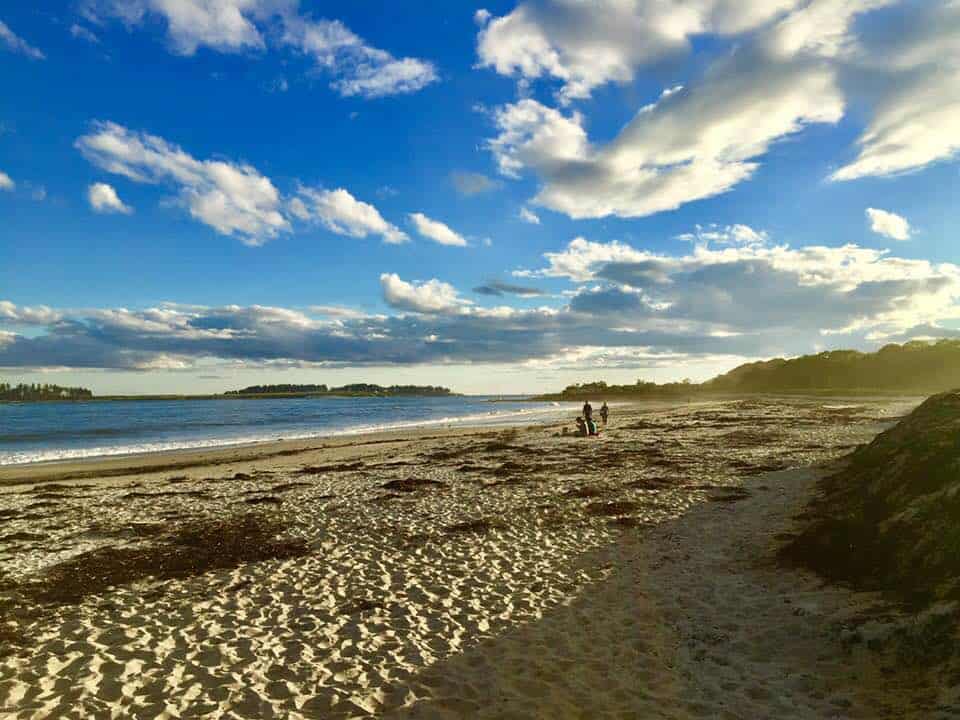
1, 0, 959, 394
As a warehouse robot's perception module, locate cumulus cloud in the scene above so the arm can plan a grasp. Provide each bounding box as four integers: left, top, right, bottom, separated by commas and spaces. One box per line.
408, 213, 467, 247
524, 235, 960, 337
865, 207, 911, 241
760, 0, 896, 60
293, 187, 407, 244
677, 224, 769, 247
831, 1, 960, 180
0, 19, 45, 60
481, 0, 958, 217
75, 121, 288, 244
82, 0, 437, 98
476, 0, 800, 102
488, 50, 844, 219
0, 301, 62, 326
81, 0, 272, 55
519, 207, 540, 224
3, 230, 960, 372
0, 171, 13, 191
380, 274, 469, 314
451, 171, 500, 196
88, 182, 133, 214
308, 305, 369, 320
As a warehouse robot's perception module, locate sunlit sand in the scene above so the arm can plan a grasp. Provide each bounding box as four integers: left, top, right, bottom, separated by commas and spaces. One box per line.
0, 397, 948, 718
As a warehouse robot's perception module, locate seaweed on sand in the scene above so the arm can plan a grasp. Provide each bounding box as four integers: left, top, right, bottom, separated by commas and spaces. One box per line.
123, 489, 208, 499
382, 477, 447, 492
563, 485, 607, 499
623, 476, 674, 490
244, 495, 283, 505
444, 518, 506, 534
295, 462, 365, 475
23, 514, 308, 605
584, 500, 641, 517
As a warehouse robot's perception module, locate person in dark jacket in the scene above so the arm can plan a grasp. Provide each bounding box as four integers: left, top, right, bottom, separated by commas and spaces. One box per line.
582, 400, 593, 423
599, 402, 609, 425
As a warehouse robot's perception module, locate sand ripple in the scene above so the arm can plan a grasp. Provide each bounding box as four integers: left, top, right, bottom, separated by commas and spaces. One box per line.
0, 398, 914, 718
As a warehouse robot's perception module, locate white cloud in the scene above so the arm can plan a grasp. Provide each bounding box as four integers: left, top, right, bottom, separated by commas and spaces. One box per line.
408, 212, 467, 247
380, 273, 469, 314
476, 0, 800, 102
82, 0, 269, 55
0, 301, 62, 325
489, 52, 843, 220
70, 23, 100, 43
294, 187, 408, 244
482, 0, 958, 217
677, 223, 769, 247
866, 207, 911, 241
279, 13, 437, 97
831, 2, 960, 180
308, 305, 369, 320
519, 207, 540, 224
761, 0, 895, 60
0, 171, 13, 191
88, 182, 133, 214
517, 236, 650, 282
451, 171, 500, 196
84, 1, 438, 98
333, 55, 437, 99
4, 230, 960, 372
0, 19, 45, 60
76, 121, 288, 244
474, 9, 492, 27
532, 235, 960, 338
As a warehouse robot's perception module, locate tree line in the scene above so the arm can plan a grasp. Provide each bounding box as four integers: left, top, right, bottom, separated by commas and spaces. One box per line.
0, 382, 93, 401
225, 383, 454, 396
544, 340, 960, 398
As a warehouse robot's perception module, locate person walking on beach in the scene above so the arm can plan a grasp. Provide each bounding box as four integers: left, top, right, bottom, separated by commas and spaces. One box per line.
582, 400, 593, 423
599, 402, 609, 426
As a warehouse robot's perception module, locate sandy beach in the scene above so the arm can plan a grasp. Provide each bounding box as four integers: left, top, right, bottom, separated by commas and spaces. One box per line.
1, 396, 953, 719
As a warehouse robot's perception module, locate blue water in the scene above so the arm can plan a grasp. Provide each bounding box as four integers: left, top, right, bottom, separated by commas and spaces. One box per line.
0, 396, 573, 465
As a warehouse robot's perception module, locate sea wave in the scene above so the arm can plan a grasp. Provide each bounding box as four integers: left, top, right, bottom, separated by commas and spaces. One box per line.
0, 403, 576, 466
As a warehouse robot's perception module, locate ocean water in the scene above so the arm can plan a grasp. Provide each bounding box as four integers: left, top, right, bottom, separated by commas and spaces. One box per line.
0, 396, 575, 466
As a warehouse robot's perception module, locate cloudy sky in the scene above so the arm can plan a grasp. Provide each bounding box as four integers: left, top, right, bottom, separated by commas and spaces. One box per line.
2, 0, 959, 394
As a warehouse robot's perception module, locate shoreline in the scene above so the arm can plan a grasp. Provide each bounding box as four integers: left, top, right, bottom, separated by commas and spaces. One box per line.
0, 419, 565, 487
0, 398, 693, 484
0, 401, 588, 477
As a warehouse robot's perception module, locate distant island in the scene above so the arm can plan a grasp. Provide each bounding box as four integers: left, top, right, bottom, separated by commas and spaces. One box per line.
537, 339, 960, 399
224, 384, 455, 397
0, 381, 455, 403
0, 382, 93, 402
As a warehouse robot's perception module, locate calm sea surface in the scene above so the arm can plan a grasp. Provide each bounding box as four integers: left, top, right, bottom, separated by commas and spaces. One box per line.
0, 396, 573, 466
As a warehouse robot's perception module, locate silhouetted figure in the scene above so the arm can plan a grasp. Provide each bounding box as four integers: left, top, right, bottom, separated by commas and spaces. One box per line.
575, 417, 588, 436
599, 402, 609, 425
582, 400, 593, 423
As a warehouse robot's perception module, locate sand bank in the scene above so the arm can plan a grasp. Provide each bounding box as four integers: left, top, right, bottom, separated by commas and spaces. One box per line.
1, 396, 945, 718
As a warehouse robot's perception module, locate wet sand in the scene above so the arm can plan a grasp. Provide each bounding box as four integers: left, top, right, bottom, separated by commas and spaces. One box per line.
1, 396, 948, 718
